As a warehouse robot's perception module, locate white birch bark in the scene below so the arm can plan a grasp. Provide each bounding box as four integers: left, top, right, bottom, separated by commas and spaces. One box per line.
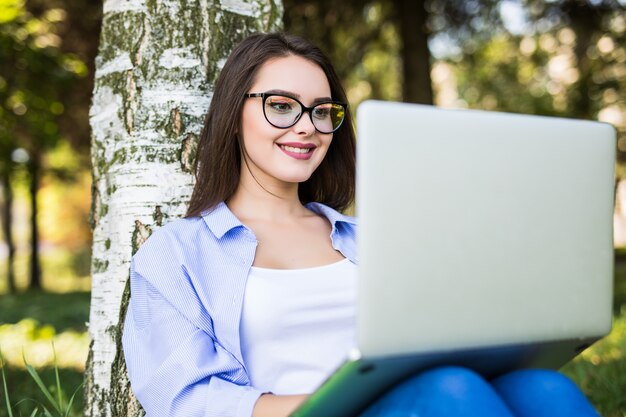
86, 1, 282, 415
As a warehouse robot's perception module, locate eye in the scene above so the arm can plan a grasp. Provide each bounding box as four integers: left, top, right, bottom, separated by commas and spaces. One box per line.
266, 96, 297, 114
312, 104, 331, 119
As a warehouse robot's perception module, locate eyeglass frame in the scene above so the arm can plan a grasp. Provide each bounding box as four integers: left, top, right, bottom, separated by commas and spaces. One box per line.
244, 92, 347, 134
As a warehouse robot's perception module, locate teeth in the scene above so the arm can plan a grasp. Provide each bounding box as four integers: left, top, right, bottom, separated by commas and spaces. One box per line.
282, 145, 311, 154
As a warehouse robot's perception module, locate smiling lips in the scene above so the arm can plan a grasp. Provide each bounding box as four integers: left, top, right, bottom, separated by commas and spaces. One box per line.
277, 142, 317, 160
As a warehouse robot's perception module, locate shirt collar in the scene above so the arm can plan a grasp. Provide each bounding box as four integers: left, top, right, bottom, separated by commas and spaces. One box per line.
201, 201, 356, 239
305, 202, 357, 228
200, 202, 245, 239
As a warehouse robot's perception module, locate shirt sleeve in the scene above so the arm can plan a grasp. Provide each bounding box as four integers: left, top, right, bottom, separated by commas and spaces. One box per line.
122, 234, 264, 417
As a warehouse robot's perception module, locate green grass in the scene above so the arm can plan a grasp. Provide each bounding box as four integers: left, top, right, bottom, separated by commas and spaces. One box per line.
1, 364, 84, 417
559, 254, 626, 417
562, 316, 626, 416
0, 292, 89, 417
0, 291, 90, 332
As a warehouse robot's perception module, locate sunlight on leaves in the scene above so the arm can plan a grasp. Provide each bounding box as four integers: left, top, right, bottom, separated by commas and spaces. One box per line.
0, 0, 24, 25
0, 320, 89, 371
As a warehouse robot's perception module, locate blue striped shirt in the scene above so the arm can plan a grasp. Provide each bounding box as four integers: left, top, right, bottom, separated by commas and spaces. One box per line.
122, 201, 358, 417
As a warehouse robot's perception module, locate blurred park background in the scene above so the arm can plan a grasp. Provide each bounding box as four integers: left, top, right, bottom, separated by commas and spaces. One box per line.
1, 0, 625, 415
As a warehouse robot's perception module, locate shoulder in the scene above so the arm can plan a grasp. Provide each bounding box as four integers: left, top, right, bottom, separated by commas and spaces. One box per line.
305, 202, 357, 231
129, 216, 216, 332
306, 202, 357, 255
153, 215, 209, 244
133, 201, 255, 275
306, 202, 358, 262
133, 215, 208, 264
131, 203, 249, 280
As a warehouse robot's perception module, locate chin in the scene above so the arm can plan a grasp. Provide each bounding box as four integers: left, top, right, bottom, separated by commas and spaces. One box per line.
286, 175, 314, 184
278, 171, 315, 184
271, 164, 320, 184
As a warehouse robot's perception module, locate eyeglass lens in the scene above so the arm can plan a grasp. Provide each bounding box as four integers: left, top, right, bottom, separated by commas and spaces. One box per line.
264, 95, 345, 133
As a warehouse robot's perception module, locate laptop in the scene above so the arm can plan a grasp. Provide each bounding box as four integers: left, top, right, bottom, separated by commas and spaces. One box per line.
290, 101, 616, 417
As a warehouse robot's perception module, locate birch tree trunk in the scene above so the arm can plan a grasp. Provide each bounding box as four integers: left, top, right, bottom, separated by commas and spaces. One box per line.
86, 1, 282, 416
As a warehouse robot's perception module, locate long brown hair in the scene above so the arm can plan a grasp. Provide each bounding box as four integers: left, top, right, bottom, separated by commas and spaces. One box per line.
185, 33, 356, 217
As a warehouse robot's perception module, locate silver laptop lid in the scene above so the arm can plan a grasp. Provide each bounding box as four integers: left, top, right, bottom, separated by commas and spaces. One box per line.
356, 101, 615, 358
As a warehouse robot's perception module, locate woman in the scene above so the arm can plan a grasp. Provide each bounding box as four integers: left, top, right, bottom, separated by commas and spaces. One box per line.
122, 32, 599, 417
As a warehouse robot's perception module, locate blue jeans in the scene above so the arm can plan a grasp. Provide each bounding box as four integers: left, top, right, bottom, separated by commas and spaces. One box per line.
359, 367, 599, 417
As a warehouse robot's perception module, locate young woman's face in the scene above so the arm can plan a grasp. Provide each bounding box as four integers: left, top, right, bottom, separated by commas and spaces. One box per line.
240, 55, 334, 188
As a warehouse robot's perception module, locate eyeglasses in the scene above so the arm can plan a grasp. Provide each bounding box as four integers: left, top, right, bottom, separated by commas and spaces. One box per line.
244, 92, 346, 134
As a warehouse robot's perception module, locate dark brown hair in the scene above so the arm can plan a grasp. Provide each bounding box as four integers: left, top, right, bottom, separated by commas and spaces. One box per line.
185, 32, 356, 217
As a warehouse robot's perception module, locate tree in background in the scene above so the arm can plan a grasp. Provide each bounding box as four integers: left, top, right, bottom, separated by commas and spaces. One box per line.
448, 0, 625, 160
26, 0, 101, 158
284, 0, 406, 103
284, 0, 626, 205
85, 1, 282, 415
283, 0, 510, 105
0, 0, 87, 291
0, 70, 17, 292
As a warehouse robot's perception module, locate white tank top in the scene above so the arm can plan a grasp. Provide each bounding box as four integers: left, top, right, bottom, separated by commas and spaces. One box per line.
239, 258, 358, 395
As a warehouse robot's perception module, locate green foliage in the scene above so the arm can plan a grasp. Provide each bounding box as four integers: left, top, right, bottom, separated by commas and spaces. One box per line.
0, 0, 23, 25
0, 246, 93, 294
0, 0, 92, 293
0, 320, 89, 372
284, 0, 402, 105
448, 1, 626, 166
454, 33, 564, 115
285, 1, 625, 163
0, 0, 86, 175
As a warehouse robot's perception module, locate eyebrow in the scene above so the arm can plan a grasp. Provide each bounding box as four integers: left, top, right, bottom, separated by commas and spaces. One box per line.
264, 89, 333, 103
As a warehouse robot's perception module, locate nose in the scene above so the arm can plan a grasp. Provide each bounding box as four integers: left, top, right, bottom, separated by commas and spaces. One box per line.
292, 110, 316, 136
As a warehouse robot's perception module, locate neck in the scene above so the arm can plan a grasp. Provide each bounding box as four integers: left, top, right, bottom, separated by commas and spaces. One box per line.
227, 164, 308, 222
